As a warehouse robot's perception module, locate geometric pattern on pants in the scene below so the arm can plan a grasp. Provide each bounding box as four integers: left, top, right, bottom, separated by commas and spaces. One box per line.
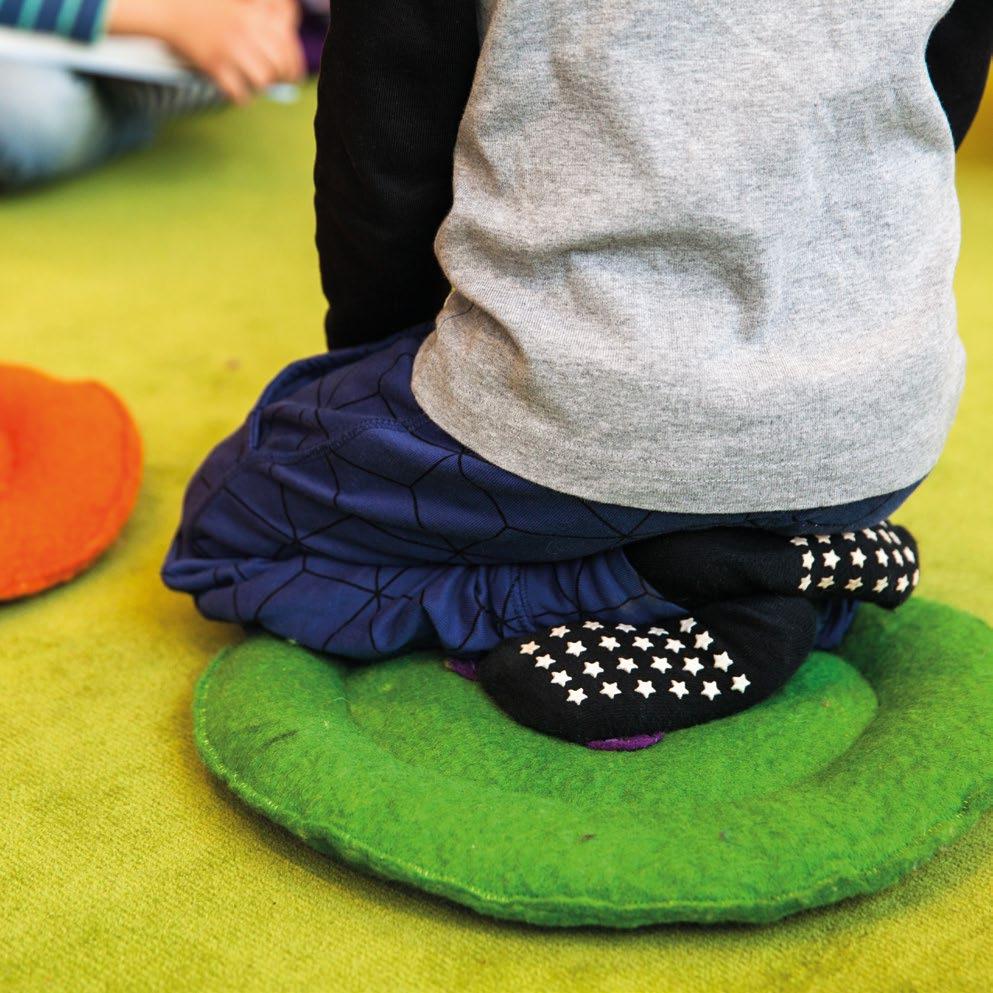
162, 324, 918, 659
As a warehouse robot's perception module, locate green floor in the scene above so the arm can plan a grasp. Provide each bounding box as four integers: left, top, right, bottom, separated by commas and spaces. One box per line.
1, 88, 992, 992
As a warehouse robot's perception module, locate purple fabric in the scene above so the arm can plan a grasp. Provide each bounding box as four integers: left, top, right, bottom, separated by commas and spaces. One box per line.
445, 657, 480, 681
162, 323, 917, 661
298, 11, 329, 76
586, 732, 666, 752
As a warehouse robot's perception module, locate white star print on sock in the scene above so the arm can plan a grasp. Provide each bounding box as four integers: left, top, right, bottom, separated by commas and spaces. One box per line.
599, 636, 620, 651
635, 680, 656, 698
694, 631, 714, 650
582, 620, 603, 631
713, 652, 733, 671
818, 576, 835, 589
648, 626, 668, 636
731, 673, 750, 693
876, 548, 889, 567
851, 548, 867, 568
669, 680, 688, 699
651, 657, 671, 672
566, 641, 585, 656
615, 623, 636, 633
701, 681, 720, 700
823, 550, 840, 569
616, 657, 637, 674
682, 657, 704, 676
874, 577, 889, 593
895, 575, 909, 593
520, 641, 540, 655
679, 617, 697, 633
550, 670, 571, 686
790, 537, 808, 546
567, 687, 587, 705
665, 638, 685, 653
583, 660, 604, 678
802, 551, 815, 570
534, 654, 554, 669
799, 575, 812, 591
632, 636, 653, 650
600, 682, 621, 699
550, 626, 569, 638
845, 578, 863, 592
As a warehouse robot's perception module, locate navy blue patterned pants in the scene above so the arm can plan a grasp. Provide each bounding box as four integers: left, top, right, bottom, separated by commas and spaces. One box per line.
162, 325, 919, 659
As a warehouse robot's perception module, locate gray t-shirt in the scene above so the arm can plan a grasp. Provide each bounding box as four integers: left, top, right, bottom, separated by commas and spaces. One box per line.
411, 0, 965, 513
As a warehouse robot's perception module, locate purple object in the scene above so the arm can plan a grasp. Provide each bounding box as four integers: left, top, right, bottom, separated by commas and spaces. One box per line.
446, 657, 480, 682
299, 11, 329, 75
585, 732, 665, 752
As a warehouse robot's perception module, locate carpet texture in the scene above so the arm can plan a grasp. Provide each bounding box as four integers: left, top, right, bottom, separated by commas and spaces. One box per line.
0, 365, 142, 600
194, 600, 993, 928
0, 88, 992, 990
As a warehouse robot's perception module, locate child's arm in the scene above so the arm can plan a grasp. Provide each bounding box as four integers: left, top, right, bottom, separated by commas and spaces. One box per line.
313, 0, 480, 350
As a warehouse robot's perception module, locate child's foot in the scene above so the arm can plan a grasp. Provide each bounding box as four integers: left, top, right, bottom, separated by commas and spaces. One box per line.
625, 521, 919, 610
476, 595, 817, 746
446, 658, 668, 751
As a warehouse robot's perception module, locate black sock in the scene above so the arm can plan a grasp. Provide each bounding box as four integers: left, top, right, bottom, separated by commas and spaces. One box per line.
625, 521, 919, 611
477, 595, 817, 745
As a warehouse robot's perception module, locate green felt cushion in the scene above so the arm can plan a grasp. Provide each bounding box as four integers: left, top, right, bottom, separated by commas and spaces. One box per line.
193, 598, 993, 928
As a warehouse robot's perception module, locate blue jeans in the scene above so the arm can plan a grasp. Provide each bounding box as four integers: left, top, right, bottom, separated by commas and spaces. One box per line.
0, 62, 158, 190
163, 324, 920, 659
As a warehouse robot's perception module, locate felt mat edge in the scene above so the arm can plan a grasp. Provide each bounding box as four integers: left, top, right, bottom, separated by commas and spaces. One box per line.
0, 370, 143, 600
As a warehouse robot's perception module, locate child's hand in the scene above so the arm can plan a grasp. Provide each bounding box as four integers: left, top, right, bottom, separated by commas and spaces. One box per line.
160, 0, 306, 104
108, 0, 306, 104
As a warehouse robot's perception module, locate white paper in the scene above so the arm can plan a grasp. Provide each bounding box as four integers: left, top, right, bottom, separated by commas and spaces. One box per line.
0, 26, 200, 83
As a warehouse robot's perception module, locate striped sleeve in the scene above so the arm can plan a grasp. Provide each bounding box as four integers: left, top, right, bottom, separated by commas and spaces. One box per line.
0, 0, 111, 42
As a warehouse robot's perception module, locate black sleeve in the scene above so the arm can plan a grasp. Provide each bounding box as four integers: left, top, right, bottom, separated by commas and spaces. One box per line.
926, 0, 993, 150
313, 1, 480, 351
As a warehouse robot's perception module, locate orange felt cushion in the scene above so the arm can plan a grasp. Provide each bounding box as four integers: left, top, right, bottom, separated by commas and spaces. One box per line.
0, 366, 142, 601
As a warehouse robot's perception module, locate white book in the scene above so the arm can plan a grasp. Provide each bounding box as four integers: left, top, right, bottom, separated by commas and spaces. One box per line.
0, 24, 199, 83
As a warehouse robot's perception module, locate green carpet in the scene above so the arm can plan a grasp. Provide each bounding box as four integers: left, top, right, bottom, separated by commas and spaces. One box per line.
1, 88, 992, 990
